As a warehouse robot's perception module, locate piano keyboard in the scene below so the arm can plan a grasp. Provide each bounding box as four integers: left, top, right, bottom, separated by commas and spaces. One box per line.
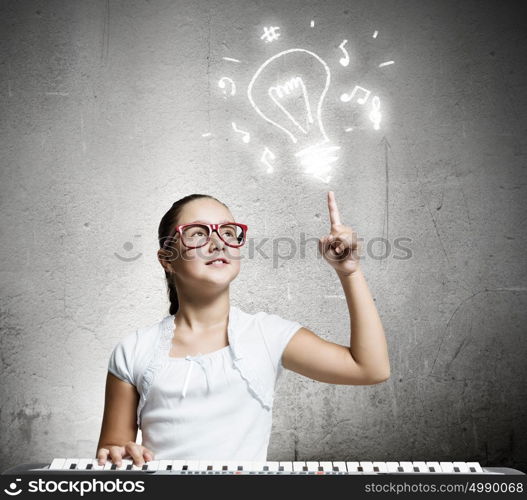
39, 459, 492, 474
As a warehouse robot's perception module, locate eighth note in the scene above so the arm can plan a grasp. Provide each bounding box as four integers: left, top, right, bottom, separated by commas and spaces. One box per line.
338, 39, 350, 67
340, 85, 371, 105
231, 122, 250, 143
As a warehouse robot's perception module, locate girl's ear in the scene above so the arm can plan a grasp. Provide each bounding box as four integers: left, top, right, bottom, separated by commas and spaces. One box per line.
158, 249, 174, 273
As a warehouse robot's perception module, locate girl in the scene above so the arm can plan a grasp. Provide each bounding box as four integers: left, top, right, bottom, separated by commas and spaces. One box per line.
96, 191, 390, 466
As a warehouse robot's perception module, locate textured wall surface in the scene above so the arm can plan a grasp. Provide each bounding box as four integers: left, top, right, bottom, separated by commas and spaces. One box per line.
1, 0, 526, 474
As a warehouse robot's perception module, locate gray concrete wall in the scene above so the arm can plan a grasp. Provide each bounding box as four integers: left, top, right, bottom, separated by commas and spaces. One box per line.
1, 0, 526, 473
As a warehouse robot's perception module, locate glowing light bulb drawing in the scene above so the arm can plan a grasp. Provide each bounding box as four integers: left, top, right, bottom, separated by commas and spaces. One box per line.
247, 48, 340, 183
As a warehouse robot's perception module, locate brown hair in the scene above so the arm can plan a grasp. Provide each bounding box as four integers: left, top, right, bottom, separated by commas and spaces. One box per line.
158, 194, 229, 315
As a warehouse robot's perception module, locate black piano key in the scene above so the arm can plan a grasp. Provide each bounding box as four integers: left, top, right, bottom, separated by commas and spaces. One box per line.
69, 464, 77, 470
332, 466, 339, 471
413, 467, 419, 472
86, 464, 93, 470
141, 464, 148, 471
167, 465, 172, 471
110, 464, 117, 470
302, 466, 308, 472
318, 466, 323, 472
237, 465, 243, 471
357, 466, 363, 472
222, 465, 228, 471
126, 464, 132, 470
207, 465, 213, 471
429, 467, 436, 472
278, 466, 284, 471
454, 467, 460, 472
263, 466, 269, 471
182, 465, 188, 471
397, 466, 404, 472
373, 466, 379, 472
469, 467, 476, 472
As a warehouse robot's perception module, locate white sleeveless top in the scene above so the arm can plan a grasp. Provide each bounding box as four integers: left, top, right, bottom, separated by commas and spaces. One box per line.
107, 305, 302, 461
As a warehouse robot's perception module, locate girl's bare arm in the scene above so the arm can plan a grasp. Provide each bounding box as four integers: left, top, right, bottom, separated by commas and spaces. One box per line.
96, 373, 154, 466
282, 191, 390, 385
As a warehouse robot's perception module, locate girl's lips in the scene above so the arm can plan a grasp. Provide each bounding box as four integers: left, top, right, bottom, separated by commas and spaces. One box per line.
205, 259, 230, 267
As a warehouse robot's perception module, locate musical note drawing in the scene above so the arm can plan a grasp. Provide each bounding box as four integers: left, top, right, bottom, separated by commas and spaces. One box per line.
231, 122, 250, 143
261, 147, 276, 173
218, 77, 236, 96
261, 26, 280, 43
340, 85, 371, 105
338, 39, 349, 67
369, 96, 381, 130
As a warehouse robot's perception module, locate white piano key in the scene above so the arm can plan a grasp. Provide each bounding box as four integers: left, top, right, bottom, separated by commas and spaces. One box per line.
452, 462, 470, 473
412, 461, 429, 473
386, 462, 400, 473
208, 461, 223, 472
346, 461, 361, 473
216, 460, 237, 472
197, 460, 213, 472
145, 460, 158, 472
399, 461, 414, 472
466, 462, 484, 473
157, 460, 172, 471
63, 458, 80, 471
372, 461, 388, 473
359, 461, 375, 473
75, 459, 91, 471
88, 459, 105, 471
49, 458, 66, 470
306, 461, 319, 472
266, 461, 280, 472
319, 461, 333, 472
440, 461, 455, 473
112, 459, 132, 471
251, 461, 267, 473
293, 461, 307, 472
103, 460, 117, 471
182, 460, 200, 473
170, 460, 187, 472
332, 461, 347, 473
426, 461, 443, 473
278, 461, 293, 472
236, 460, 254, 472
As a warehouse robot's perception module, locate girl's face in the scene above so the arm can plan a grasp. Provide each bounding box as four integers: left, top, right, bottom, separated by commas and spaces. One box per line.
160, 198, 242, 289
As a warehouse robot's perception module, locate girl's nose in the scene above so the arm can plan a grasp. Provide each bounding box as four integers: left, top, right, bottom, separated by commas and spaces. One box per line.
209, 231, 225, 249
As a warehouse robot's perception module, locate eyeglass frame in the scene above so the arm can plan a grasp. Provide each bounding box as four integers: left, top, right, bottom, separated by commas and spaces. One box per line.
163, 222, 249, 249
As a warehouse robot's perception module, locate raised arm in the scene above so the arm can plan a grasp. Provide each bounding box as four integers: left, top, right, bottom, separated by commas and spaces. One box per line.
282, 191, 390, 385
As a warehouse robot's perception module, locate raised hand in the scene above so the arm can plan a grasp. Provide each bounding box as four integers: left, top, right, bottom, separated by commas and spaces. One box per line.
318, 191, 361, 276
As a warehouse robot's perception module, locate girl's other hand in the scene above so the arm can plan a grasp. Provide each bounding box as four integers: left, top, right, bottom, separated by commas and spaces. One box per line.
319, 191, 362, 277
97, 442, 155, 467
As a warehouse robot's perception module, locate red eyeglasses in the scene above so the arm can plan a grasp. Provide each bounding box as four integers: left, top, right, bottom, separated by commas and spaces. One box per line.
163, 222, 248, 249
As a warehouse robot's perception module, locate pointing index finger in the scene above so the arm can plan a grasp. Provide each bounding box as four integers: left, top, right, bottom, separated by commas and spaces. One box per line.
327, 191, 342, 227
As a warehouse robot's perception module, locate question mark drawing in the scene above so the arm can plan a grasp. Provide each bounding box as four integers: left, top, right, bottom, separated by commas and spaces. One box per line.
218, 77, 236, 97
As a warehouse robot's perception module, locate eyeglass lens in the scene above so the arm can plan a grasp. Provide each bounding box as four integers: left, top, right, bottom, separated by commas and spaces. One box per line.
181, 224, 245, 247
